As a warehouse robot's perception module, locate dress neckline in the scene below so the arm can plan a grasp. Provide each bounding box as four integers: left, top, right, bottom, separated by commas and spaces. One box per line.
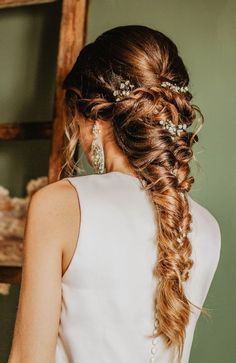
106, 171, 147, 187
107, 170, 139, 180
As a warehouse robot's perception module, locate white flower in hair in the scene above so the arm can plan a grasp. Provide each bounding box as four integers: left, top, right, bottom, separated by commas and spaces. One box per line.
161, 81, 189, 93
159, 119, 187, 137
113, 78, 188, 101
113, 79, 135, 101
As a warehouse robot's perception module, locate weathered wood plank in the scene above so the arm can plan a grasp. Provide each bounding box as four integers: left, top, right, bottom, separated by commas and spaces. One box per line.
48, 0, 88, 182
0, 266, 22, 284
0, 0, 56, 8
0, 121, 52, 140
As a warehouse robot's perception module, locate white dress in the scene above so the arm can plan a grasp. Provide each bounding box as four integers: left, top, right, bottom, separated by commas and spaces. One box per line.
55, 171, 221, 363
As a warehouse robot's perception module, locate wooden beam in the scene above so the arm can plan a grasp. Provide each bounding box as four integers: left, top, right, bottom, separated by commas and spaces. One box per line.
0, 121, 52, 140
0, 0, 56, 8
0, 266, 22, 284
48, 0, 88, 182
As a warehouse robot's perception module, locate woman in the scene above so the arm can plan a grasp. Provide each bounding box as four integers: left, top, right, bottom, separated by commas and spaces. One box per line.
8, 25, 221, 363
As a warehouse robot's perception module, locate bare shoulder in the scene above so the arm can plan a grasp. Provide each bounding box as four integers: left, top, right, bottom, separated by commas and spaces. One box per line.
29, 178, 80, 269
30, 177, 77, 210
7, 179, 79, 361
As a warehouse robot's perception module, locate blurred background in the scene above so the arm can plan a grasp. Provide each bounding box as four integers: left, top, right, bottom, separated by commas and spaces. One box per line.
0, 0, 235, 362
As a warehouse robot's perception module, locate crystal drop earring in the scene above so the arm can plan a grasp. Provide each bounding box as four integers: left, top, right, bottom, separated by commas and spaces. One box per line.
91, 122, 106, 174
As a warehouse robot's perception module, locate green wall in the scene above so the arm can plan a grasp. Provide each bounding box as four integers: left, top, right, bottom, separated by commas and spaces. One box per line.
0, 1, 61, 196
0, 0, 235, 362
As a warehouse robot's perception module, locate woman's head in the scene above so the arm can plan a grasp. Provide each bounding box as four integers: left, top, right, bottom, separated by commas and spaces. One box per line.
62, 25, 201, 176
62, 25, 204, 361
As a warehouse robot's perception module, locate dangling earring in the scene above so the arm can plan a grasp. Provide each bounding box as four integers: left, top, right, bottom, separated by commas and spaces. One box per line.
91, 122, 106, 174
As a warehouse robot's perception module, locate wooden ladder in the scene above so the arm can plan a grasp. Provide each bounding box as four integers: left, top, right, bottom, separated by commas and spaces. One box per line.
0, 0, 88, 285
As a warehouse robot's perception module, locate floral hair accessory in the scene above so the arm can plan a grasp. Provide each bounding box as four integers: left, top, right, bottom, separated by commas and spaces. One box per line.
113, 79, 135, 101
113, 79, 189, 102
159, 119, 187, 136
112, 78, 188, 138
160, 81, 189, 93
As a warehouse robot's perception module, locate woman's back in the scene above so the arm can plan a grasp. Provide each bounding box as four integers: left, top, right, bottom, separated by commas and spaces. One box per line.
55, 171, 221, 363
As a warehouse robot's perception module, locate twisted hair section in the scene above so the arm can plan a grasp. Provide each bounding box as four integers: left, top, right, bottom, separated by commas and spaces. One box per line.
61, 25, 207, 361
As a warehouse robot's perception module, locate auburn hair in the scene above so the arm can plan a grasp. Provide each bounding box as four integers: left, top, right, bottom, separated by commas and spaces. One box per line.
60, 25, 206, 361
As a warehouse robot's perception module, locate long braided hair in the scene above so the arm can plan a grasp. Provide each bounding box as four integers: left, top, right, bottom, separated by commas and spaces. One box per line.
61, 25, 205, 360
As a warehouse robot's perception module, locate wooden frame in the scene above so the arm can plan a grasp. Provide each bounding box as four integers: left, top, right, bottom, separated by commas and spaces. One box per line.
0, 121, 52, 140
48, 0, 88, 182
0, 0, 56, 8
0, 0, 88, 285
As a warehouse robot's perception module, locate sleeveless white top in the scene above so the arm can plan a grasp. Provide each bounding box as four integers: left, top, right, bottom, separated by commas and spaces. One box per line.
55, 171, 221, 363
